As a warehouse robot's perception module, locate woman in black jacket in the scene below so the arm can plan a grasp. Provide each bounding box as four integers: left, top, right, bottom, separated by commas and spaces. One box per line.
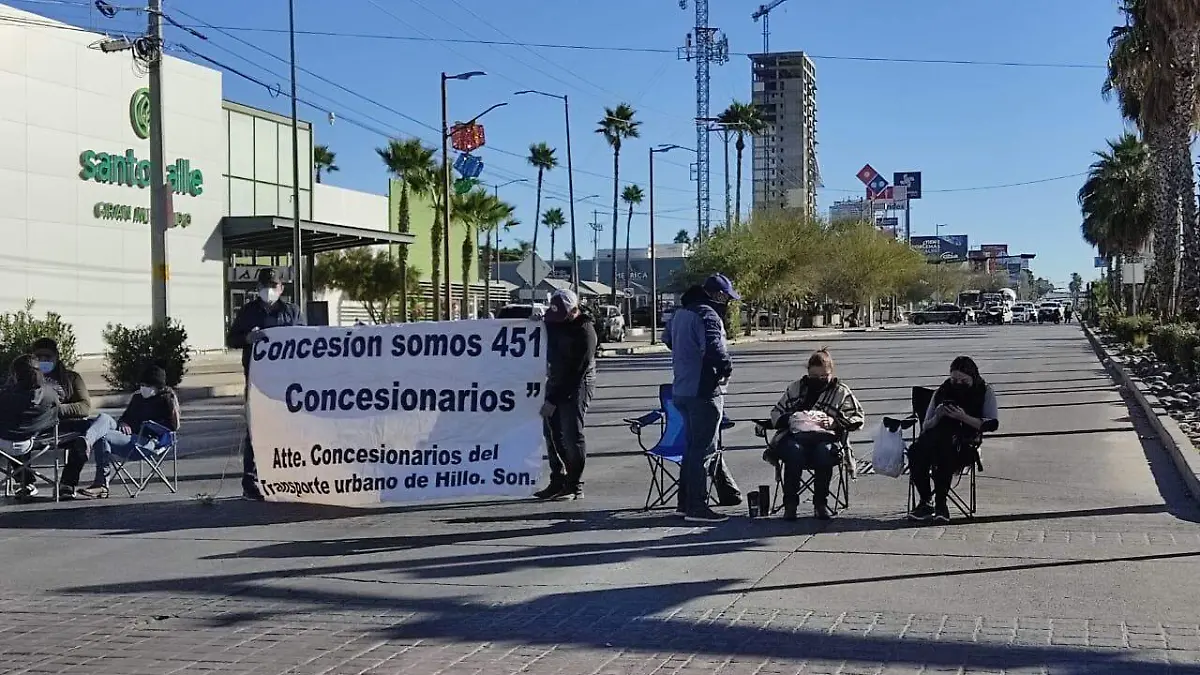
0, 355, 61, 499
908, 356, 1000, 524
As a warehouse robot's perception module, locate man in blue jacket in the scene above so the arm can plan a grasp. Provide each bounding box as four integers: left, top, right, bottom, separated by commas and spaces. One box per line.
663, 273, 743, 523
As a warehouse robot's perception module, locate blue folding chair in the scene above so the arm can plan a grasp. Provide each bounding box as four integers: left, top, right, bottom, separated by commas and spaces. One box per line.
110, 421, 179, 497
624, 383, 735, 510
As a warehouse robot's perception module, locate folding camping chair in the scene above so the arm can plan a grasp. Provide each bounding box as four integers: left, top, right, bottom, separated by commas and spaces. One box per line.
903, 385, 981, 519
0, 425, 76, 502
751, 419, 851, 515
624, 384, 735, 510
109, 421, 178, 497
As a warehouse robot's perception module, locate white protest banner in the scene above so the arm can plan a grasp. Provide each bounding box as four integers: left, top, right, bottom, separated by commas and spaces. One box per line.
247, 320, 546, 506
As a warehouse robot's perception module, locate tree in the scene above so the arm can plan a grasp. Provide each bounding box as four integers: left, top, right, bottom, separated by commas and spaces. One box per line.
673, 229, 691, 245
313, 145, 338, 184
620, 184, 645, 295
717, 101, 767, 225
542, 207, 566, 264
527, 142, 558, 263
1069, 272, 1084, 305
312, 248, 418, 324
377, 138, 436, 322
596, 103, 641, 304
453, 189, 515, 318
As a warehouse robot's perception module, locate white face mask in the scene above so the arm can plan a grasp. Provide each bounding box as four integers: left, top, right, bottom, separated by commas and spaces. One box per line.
139, 386, 157, 398
258, 287, 281, 304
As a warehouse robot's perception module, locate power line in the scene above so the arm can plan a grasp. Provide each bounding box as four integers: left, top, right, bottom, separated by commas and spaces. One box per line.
822, 171, 1087, 195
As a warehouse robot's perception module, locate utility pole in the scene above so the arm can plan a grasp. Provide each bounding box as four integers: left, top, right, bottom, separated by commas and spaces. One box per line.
679, 0, 728, 244
589, 210, 603, 282
287, 0, 304, 320
147, 0, 169, 324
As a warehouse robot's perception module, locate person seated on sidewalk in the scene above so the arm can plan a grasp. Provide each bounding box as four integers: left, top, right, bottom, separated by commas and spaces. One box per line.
29, 337, 112, 498
0, 355, 62, 499
76, 365, 180, 499
908, 355, 1000, 524
764, 349, 865, 521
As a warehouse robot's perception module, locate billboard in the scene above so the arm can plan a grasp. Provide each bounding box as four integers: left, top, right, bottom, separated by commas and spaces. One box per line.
829, 199, 871, 223
910, 235, 969, 261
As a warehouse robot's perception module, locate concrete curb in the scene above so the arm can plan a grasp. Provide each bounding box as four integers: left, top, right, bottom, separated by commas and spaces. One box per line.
595, 326, 883, 357
1081, 322, 1200, 502
91, 384, 244, 409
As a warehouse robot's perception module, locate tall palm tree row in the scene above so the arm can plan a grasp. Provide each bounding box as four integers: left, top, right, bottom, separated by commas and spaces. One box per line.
527, 142, 558, 266
376, 139, 435, 322
453, 189, 515, 319
314, 145, 338, 184
1078, 133, 1155, 309
1103, 0, 1200, 317
717, 101, 766, 226
620, 184, 644, 296
541, 208, 566, 264
596, 104, 641, 304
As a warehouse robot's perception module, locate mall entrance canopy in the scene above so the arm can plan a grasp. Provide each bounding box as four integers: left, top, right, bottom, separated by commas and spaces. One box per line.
220, 216, 415, 253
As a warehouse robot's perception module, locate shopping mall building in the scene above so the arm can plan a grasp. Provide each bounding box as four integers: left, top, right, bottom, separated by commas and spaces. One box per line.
0, 4, 430, 354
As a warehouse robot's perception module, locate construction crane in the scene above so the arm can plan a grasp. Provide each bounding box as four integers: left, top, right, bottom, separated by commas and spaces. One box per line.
752, 0, 790, 53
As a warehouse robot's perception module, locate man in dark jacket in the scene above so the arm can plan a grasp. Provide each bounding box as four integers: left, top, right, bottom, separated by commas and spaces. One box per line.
534, 289, 597, 501
227, 268, 304, 500
31, 337, 104, 499
662, 273, 743, 523
0, 355, 61, 499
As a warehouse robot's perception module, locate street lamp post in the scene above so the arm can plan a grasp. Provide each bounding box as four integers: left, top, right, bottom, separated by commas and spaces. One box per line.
649, 144, 690, 345
440, 70, 488, 321
515, 90, 579, 295
489, 178, 527, 310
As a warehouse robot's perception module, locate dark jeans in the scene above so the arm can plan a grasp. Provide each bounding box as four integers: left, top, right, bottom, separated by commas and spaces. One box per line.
60, 414, 118, 488
242, 383, 260, 495
543, 378, 595, 488
909, 425, 966, 506
675, 394, 741, 514
774, 432, 839, 508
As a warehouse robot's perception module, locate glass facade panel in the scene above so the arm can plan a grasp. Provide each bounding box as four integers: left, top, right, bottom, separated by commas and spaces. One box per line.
228, 111, 254, 179
277, 127, 294, 188
229, 177, 254, 215
253, 117, 278, 184
255, 181, 277, 216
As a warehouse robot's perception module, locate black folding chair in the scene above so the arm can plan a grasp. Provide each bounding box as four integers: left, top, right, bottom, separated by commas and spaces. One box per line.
625, 384, 735, 510
0, 425, 79, 502
751, 419, 851, 515
903, 385, 980, 519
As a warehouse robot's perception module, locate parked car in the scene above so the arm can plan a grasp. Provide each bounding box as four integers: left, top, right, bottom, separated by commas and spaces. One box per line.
593, 304, 626, 342
977, 302, 1013, 325
910, 303, 966, 325
1037, 302, 1064, 324
496, 303, 546, 320
1012, 302, 1036, 323
630, 305, 655, 328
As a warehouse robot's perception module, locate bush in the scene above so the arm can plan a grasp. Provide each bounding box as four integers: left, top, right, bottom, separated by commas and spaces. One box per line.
101, 319, 191, 391
725, 300, 742, 340
1110, 315, 1157, 345
0, 299, 78, 370
1150, 323, 1200, 375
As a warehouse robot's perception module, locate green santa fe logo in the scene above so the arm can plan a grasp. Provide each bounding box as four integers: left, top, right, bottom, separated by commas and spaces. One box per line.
130, 88, 151, 139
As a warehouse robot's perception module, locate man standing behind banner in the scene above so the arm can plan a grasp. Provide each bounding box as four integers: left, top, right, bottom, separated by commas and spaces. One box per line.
227, 268, 304, 501
663, 273, 743, 523
534, 290, 597, 501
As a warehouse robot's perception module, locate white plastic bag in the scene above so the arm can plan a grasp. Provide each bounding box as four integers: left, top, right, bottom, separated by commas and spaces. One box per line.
871, 422, 907, 478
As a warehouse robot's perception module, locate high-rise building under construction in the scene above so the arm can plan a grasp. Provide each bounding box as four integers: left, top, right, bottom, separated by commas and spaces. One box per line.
749, 51, 818, 214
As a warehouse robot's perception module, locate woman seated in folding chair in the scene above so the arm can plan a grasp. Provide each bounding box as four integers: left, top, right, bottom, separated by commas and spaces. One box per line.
76, 365, 180, 499
908, 356, 999, 524
764, 349, 865, 521
0, 355, 62, 499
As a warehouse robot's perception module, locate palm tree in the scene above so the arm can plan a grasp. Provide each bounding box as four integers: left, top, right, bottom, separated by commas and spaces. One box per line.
453, 189, 515, 318
718, 101, 766, 225
674, 229, 691, 245
314, 144, 338, 184
620, 184, 644, 297
527, 143, 558, 264
376, 138, 436, 322
542, 207, 566, 265
1079, 133, 1155, 312
596, 103, 641, 304
1104, 0, 1200, 316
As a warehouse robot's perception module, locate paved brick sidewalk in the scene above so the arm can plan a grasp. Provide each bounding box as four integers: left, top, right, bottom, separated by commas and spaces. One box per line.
7, 593, 1200, 674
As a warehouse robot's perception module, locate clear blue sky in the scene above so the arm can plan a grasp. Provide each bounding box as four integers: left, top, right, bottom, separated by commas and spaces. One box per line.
18, 0, 1126, 285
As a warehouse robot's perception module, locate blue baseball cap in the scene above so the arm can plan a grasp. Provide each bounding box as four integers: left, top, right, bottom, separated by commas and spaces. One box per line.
702, 273, 740, 301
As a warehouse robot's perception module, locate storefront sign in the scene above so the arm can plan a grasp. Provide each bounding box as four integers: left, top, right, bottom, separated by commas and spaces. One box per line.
229, 266, 293, 283
92, 201, 191, 228
79, 151, 204, 197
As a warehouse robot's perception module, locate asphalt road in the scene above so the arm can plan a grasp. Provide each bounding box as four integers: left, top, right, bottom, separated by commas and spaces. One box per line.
2, 323, 1199, 674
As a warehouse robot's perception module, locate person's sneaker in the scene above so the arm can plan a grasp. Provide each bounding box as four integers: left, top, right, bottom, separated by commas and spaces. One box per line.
684, 508, 729, 524
533, 481, 564, 500
814, 503, 833, 521
550, 485, 583, 501
78, 485, 108, 499
783, 504, 798, 521
675, 505, 687, 516
908, 502, 935, 521
933, 504, 951, 524
57, 485, 77, 501
241, 489, 265, 501
14, 485, 38, 500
